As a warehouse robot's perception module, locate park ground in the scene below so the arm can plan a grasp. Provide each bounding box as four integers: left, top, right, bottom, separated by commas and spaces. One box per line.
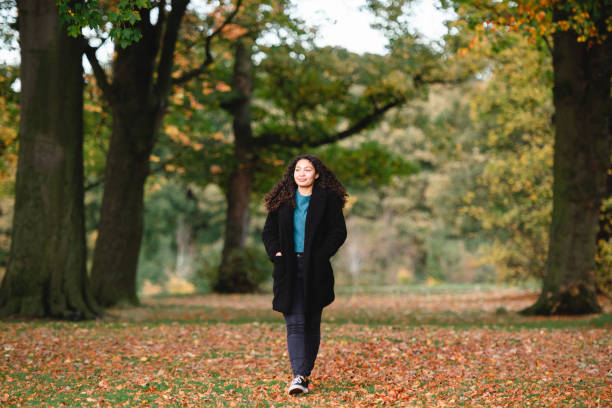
1, 285, 610, 407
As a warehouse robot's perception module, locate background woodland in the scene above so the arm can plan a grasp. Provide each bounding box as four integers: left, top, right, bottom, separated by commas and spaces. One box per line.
0, 0, 610, 317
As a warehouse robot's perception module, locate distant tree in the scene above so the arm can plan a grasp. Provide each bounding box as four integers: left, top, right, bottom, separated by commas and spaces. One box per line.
197, 0, 458, 292
455, 29, 554, 283
84, 0, 241, 306
215, 37, 435, 291
213, 44, 412, 291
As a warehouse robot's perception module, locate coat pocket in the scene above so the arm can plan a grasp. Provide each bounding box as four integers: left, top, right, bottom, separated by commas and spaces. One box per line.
272, 257, 289, 304
272, 256, 285, 279
313, 253, 334, 303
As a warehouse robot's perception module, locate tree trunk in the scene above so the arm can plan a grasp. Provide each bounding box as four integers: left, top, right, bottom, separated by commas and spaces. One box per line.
523, 12, 610, 315
175, 214, 195, 280
0, 0, 100, 319
215, 41, 257, 293
215, 148, 256, 292
89, 2, 188, 307
90, 21, 162, 306
90, 108, 159, 306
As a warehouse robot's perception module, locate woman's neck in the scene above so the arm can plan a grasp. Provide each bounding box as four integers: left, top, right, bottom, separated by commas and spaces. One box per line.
297, 186, 313, 196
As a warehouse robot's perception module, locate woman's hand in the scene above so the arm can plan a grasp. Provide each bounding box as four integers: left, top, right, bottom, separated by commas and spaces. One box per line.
275, 252, 282, 257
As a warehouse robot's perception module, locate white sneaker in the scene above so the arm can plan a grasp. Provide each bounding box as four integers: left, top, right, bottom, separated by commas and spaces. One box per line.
288, 375, 309, 395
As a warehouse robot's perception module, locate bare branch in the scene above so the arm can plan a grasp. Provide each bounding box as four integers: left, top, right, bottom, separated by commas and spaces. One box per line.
82, 40, 114, 103
541, 35, 553, 55
254, 98, 405, 148
155, 0, 189, 99
172, 0, 243, 85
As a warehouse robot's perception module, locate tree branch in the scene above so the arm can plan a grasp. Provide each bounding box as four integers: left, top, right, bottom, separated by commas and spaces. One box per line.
155, 0, 189, 99
250, 62, 464, 150
149, 145, 192, 174
541, 35, 553, 56
153, 1, 167, 47
82, 40, 114, 103
84, 177, 104, 192
254, 98, 405, 148
172, 0, 243, 85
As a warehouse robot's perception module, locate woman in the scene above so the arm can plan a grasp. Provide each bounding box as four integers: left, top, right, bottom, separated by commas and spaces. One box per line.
262, 154, 347, 396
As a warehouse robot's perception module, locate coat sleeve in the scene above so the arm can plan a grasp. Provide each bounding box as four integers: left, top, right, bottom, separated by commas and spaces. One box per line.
262, 210, 282, 261
319, 193, 347, 258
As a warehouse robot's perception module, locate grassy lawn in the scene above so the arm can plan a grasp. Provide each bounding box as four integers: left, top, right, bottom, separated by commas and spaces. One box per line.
1, 285, 610, 407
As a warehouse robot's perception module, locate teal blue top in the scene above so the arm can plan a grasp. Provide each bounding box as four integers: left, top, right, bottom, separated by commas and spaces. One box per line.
293, 189, 311, 253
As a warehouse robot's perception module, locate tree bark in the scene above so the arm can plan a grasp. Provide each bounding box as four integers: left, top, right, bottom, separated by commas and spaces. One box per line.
90, 107, 160, 306
216, 41, 257, 293
0, 0, 100, 319
523, 8, 610, 315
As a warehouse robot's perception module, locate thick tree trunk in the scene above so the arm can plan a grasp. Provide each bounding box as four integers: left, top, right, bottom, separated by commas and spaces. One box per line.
90, 109, 158, 306
90, 18, 161, 306
523, 14, 610, 315
215, 148, 256, 292
89, 2, 188, 307
0, 0, 99, 319
215, 41, 257, 293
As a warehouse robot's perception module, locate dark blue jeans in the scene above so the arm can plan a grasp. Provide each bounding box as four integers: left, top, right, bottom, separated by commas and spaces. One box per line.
283, 255, 322, 377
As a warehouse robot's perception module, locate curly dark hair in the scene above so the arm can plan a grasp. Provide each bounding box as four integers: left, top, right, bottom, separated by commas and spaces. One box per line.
264, 154, 348, 212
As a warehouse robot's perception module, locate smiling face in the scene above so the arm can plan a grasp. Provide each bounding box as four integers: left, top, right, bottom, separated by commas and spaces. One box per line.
294, 158, 319, 190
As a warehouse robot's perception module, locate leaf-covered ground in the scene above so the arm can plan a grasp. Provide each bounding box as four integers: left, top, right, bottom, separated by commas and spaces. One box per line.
1, 286, 610, 407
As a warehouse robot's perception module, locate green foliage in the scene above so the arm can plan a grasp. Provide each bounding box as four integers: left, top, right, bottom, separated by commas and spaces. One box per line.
233, 0, 303, 40
164, 5, 427, 202
330, 79, 498, 285
246, 140, 418, 198
153, 113, 235, 192
0, 62, 17, 284
318, 141, 418, 191
37, 0, 589, 293
254, 44, 420, 146
596, 237, 612, 295
0, 63, 18, 197
424, 228, 458, 282
57, 0, 151, 48
596, 194, 612, 295
191, 243, 222, 294
136, 181, 226, 292
83, 76, 112, 187
455, 29, 554, 283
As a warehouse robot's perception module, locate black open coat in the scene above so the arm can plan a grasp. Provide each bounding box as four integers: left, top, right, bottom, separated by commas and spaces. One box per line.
261, 185, 347, 314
